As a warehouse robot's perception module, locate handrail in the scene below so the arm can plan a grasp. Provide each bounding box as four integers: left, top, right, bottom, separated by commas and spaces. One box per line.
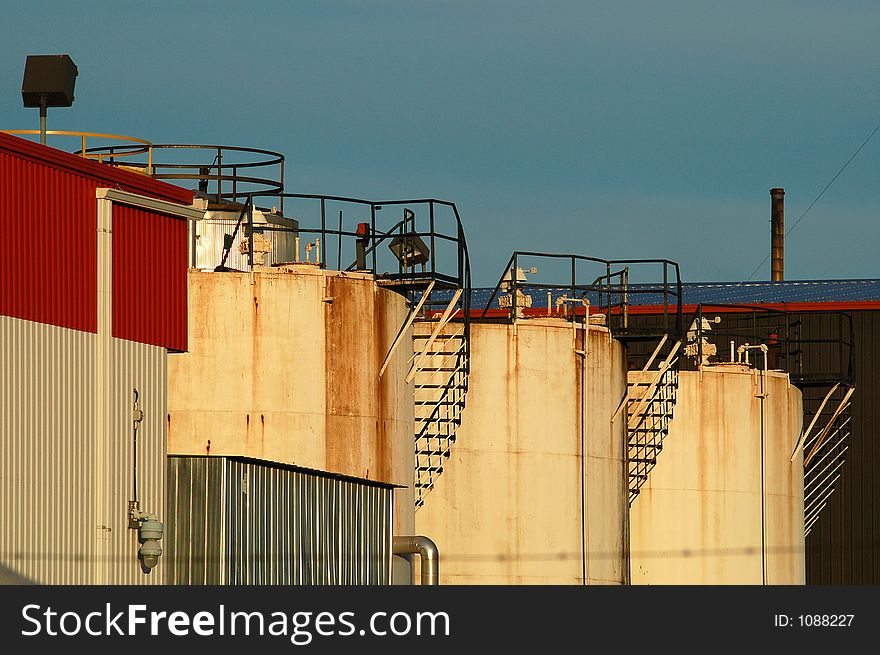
479, 251, 682, 339
80, 143, 285, 209
689, 303, 855, 387
2, 129, 153, 170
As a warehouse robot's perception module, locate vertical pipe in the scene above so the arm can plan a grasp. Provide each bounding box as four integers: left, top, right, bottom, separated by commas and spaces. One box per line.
759, 364, 767, 585
39, 99, 47, 145
663, 263, 669, 334
512, 253, 518, 323
771, 187, 785, 281
247, 199, 254, 271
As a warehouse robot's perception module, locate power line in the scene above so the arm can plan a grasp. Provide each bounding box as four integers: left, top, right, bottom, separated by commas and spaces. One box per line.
740, 120, 880, 284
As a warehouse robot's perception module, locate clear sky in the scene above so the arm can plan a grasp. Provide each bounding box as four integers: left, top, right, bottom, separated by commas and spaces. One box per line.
2, 1, 878, 286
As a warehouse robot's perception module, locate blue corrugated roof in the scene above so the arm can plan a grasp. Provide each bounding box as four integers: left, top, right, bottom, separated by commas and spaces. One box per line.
461, 279, 880, 310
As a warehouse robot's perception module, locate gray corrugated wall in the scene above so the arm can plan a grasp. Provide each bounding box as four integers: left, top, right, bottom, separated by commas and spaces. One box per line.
166, 456, 393, 585
1, 316, 95, 583
1, 316, 167, 583
104, 338, 167, 584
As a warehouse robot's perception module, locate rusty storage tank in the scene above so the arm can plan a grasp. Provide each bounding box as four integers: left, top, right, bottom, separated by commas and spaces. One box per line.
163, 185, 472, 583
411, 255, 675, 585
629, 362, 805, 584
167, 263, 417, 532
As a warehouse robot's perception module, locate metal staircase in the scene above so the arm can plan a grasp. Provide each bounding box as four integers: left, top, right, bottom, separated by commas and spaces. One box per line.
411, 325, 470, 508
626, 342, 681, 504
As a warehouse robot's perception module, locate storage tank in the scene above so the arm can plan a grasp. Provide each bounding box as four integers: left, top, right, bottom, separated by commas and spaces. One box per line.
629, 364, 805, 584
167, 264, 416, 534
415, 317, 628, 584
191, 206, 299, 271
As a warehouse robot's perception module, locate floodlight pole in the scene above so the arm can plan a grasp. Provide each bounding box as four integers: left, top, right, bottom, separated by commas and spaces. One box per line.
39, 94, 47, 145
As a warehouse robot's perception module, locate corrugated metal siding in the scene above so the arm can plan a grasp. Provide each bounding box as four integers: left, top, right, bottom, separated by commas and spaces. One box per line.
0, 132, 194, 205
0, 316, 95, 583
166, 457, 393, 585
101, 338, 168, 584
1, 134, 193, 348
804, 310, 879, 584
0, 316, 168, 584
193, 216, 298, 271
0, 149, 98, 332
112, 204, 188, 351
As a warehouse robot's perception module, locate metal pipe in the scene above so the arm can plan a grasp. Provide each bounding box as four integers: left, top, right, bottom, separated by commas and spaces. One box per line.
393, 536, 439, 585
39, 100, 47, 145
771, 187, 785, 281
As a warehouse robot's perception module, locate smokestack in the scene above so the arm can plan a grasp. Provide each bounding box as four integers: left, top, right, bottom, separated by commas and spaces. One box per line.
770, 187, 785, 281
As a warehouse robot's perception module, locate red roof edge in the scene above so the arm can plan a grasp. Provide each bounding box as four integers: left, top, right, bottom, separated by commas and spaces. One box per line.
0, 132, 194, 206
625, 301, 880, 314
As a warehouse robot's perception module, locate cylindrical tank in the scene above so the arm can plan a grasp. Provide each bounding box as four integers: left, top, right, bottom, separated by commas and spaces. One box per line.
167, 264, 415, 534
415, 318, 628, 584
630, 364, 804, 584
191, 207, 299, 271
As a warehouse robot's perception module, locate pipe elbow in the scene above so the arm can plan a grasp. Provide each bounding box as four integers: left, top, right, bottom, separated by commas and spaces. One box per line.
393, 535, 439, 586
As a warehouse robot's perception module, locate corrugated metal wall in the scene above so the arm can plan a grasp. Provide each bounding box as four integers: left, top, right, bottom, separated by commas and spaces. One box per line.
0, 316, 167, 583
803, 310, 879, 584
0, 149, 99, 332
1, 132, 194, 338
166, 456, 394, 585
101, 338, 168, 584
112, 204, 188, 352
0, 316, 95, 583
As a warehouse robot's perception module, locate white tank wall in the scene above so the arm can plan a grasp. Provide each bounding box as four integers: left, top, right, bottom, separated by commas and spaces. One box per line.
415, 319, 628, 584
0, 316, 167, 584
630, 365, 804, 584
167, 265, 415, 534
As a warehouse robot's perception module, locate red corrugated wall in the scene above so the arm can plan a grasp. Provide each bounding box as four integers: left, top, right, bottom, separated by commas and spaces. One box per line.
0, 149, 99, 332
0, 133, 192, 348
112, 204, 187, 351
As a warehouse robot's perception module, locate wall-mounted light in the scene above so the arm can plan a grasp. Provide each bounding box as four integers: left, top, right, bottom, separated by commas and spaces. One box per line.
135, 514, 165, 573
127, 388, 164, 574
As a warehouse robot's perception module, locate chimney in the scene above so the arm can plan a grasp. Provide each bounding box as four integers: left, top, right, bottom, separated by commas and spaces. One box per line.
770, 187, 785, 281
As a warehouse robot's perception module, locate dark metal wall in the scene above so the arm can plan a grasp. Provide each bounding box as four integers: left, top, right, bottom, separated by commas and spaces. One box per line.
803, 310, 878, 584
623, 308, 879, 584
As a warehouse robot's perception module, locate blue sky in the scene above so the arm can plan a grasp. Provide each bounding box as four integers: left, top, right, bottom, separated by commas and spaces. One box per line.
2, 1, 878, 285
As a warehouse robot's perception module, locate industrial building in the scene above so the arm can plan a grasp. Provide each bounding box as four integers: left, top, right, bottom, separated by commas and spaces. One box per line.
0, 131, 199, 583
2, 63, 876, 585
